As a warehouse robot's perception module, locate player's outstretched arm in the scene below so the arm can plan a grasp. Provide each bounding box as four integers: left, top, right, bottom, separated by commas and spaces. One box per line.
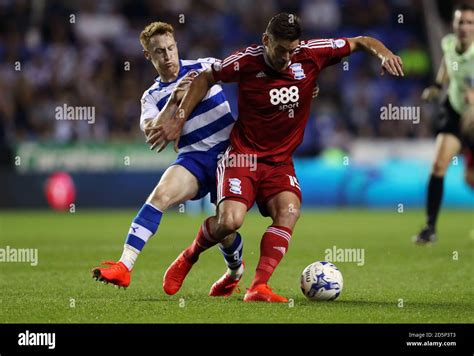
347, 36, 404, 77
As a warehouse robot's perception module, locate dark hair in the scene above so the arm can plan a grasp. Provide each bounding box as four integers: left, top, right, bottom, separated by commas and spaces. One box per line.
266, 13, 302, 41
454, 2, 474, 12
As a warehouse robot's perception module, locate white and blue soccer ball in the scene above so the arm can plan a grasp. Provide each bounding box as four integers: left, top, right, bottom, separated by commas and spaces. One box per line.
300, 261, 343, 301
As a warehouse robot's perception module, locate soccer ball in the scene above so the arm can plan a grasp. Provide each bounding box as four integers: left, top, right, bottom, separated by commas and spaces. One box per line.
300, 261, 343, 301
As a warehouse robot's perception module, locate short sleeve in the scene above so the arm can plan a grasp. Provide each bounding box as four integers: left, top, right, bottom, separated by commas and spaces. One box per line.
140, 91, 159, 132
211, 50, 246, 83
441, 33, 455, 55
305, 38, 351, 69
196, 57, 221, 70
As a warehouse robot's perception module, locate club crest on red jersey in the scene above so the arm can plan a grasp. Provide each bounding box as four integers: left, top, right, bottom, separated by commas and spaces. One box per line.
290, 63, 305, 80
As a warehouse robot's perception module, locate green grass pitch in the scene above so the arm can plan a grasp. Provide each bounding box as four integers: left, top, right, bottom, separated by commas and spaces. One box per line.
1, 209, 473, 323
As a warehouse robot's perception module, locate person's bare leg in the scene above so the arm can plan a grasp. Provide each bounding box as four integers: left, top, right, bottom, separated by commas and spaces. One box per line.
414, 133, 461, 244
118, 165, 200, 270
93, 165, 200, 287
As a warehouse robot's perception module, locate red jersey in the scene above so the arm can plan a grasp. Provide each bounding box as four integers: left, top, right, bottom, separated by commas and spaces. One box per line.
212, 38, 351, 163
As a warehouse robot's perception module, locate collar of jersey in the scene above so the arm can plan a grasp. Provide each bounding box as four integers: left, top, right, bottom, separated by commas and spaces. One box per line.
154, 59, 187, 88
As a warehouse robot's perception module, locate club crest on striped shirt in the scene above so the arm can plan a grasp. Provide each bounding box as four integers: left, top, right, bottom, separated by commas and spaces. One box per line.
289, 63, 305, 80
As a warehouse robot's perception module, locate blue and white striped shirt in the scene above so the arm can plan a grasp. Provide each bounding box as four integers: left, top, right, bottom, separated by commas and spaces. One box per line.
140, 58, 234, 155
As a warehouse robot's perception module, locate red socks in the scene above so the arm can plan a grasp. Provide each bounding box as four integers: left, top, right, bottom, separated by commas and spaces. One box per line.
184, 220, 293, 288
250, 225, 292, 289
183, 217, 218, 263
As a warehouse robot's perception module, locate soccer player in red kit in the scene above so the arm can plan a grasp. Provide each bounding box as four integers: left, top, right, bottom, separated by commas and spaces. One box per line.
157, 13, 404, 302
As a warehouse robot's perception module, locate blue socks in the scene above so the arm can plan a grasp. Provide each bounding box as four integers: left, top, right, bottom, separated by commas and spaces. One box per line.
219, 232, 244, 277
120, 203, 162, 270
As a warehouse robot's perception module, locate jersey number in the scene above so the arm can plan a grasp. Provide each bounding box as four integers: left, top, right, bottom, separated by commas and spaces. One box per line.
270, 86, 299, 105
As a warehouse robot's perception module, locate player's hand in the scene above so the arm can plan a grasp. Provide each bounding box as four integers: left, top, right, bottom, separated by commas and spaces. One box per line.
143, 122, 164, 152
421, 86, 441, 101
146, 127, 176, 153
380, 52, 404, 77
169, 71, 198, 104
312, 85, 320, 99
143, 120, 159, 143
145, 111, 185, 153
145, 126, 173, 153
151, 138, 180, 153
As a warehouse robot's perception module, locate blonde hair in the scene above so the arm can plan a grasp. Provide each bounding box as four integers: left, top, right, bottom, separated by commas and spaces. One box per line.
140, 22, 175, 50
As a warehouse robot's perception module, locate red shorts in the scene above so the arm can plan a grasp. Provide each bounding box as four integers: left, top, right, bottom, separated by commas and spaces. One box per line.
216, 147, 302, 216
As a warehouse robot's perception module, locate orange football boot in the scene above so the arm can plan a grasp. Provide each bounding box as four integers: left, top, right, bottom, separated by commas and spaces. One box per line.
209, 274, 241, 297
162, 252, 193, 295
209, 262, 244, 297
243, 284, 288, 303
91, 261, 130, 288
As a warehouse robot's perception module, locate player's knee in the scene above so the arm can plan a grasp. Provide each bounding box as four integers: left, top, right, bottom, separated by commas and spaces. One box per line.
217, 211, 244, 235
431, 160, 449, 176
148, 185, 174, 210
274, 205, 300, 226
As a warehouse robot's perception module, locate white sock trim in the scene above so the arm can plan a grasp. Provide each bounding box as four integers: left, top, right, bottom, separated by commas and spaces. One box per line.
128, 223, 153, 242
119, 244, 139, 271
227, 263, 244, 279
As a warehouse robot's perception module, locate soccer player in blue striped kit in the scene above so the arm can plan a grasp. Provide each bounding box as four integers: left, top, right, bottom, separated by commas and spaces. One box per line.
92, 21, 244, 297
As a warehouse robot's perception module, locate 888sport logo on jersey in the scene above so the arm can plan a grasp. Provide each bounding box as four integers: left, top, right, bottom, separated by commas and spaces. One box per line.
269, 85, 300, 113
